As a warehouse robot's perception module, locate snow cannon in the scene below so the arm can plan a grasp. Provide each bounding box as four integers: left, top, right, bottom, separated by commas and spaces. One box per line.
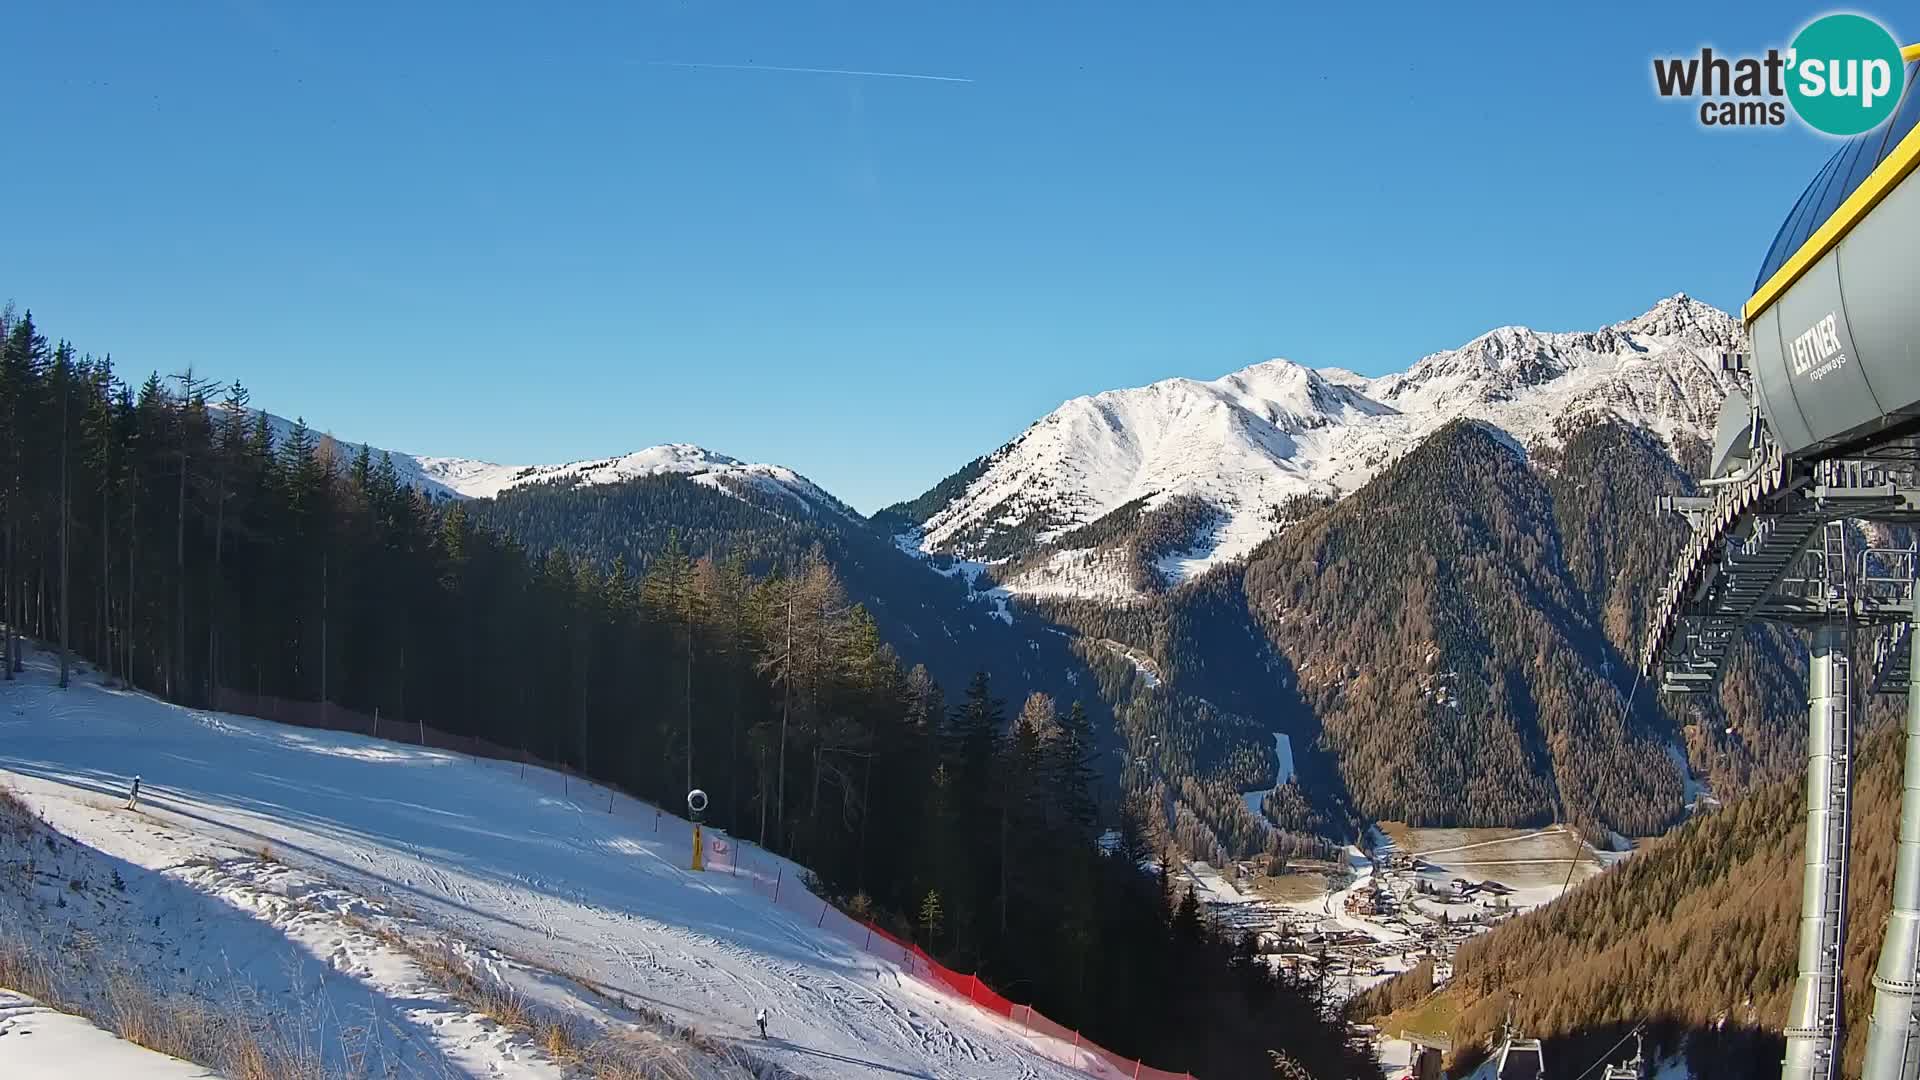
687, 789, 708, 871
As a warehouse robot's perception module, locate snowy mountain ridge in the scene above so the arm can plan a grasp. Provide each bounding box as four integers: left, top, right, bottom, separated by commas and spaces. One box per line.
906, 294, 1741, 597
245, 409, 852, 518
411, 443, 856, 517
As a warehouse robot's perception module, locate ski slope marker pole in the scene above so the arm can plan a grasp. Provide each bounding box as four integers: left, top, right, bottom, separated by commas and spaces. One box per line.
774, 867, 782, 903
818, 900, 828, 927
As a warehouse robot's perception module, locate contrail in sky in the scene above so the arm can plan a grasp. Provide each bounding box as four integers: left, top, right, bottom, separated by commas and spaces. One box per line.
648, 60, 972, 83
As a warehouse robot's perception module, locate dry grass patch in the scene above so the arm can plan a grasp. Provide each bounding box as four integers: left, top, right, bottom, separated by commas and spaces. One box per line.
0, 803, 339, 1078
0, 934, 62, 1003
0, 784, 36, 837
0, 930, 333, 1079
103, 972, 328, 1080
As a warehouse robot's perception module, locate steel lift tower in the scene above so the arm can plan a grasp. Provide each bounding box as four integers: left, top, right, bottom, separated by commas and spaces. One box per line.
1644, 44, 1920, 1080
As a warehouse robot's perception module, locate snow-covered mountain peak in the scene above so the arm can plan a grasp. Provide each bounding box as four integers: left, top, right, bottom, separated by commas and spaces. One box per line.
1209, 358, 1398, 430
1611, 292, 1741, 347
413, 443, 852, 516
1312, 366, 1374, 392
907, 295, 1739, 598
245, 410, 848, 518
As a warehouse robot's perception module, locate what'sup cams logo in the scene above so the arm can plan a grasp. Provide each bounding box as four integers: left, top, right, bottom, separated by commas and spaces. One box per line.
1654, 13, 1907, 135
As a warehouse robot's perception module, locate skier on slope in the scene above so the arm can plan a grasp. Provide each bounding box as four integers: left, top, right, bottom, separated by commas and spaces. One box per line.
755, 1007, 769, 1038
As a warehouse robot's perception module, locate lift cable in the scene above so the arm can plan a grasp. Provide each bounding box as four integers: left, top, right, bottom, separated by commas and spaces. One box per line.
1566, 1020, 1648, 1080
1560, 663, 1646, 901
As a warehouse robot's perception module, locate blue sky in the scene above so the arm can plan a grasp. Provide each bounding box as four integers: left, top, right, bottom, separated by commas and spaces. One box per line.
0, 1, 1894, 511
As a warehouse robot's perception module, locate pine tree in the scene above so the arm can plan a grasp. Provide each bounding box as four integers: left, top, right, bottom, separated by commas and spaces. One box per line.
920, 889, 944, 950
52, 342, 75, 687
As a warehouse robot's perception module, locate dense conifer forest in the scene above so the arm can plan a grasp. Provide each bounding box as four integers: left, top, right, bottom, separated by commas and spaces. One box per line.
0, 306, 1379, 1079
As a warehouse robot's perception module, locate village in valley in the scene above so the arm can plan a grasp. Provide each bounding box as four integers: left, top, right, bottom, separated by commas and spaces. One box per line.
1167, 822, 1627, 1074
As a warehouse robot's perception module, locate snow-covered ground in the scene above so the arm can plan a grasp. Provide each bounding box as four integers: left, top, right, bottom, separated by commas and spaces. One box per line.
1381, 824, 1613, 909
1665, 742, 1718, 814
1239, 734, 1294, 825
0, 648, 1093, 1080
0, 991, 215, 1077
891, 531, 1016, 625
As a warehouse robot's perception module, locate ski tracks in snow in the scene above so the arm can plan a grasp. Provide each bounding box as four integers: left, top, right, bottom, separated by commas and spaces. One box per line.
0, 657, 1086, 1080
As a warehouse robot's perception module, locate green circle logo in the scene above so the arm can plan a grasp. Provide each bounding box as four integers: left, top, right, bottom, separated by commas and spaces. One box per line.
1787, 14, 1906, 135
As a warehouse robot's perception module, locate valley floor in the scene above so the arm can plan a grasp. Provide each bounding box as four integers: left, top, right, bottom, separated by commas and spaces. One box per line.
0, 645, 1092, 1079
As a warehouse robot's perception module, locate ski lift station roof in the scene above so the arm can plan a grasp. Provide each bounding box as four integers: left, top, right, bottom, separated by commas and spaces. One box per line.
1745, 45, 1920, 461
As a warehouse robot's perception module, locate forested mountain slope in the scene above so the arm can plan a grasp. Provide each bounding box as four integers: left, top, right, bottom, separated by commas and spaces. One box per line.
1356, 726, 1909, 1080
1025, 408, 1819, 850
1243, 419, 1683, 836
864, 296, 1823, 851
462, 472, 1120, 766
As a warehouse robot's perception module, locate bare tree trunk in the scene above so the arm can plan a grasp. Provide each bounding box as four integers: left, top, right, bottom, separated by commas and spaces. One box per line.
127, 493, 136, 687
1000, 798, 1010, 935
58, 368, 70, 689
579, 645, 591, 770
320, 551, 328, 724
777, 591, 792, 845
399, 645, 407, 738
173, 449, 185, 701
208, 453, 225, 701
729, 667, 742, 836
859, 750, 872, 890
808, 745, 823, 862
758, 749, 769, 849
3, 521, 13, 681
101, 480, 111, 680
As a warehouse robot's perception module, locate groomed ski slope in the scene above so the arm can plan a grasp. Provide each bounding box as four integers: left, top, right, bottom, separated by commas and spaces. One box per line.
0, 650, 1092, 1080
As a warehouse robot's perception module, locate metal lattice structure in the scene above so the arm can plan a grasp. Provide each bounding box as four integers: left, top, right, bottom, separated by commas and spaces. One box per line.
1643, 42, 1920, 1080
1645, 420, 1920, 1080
